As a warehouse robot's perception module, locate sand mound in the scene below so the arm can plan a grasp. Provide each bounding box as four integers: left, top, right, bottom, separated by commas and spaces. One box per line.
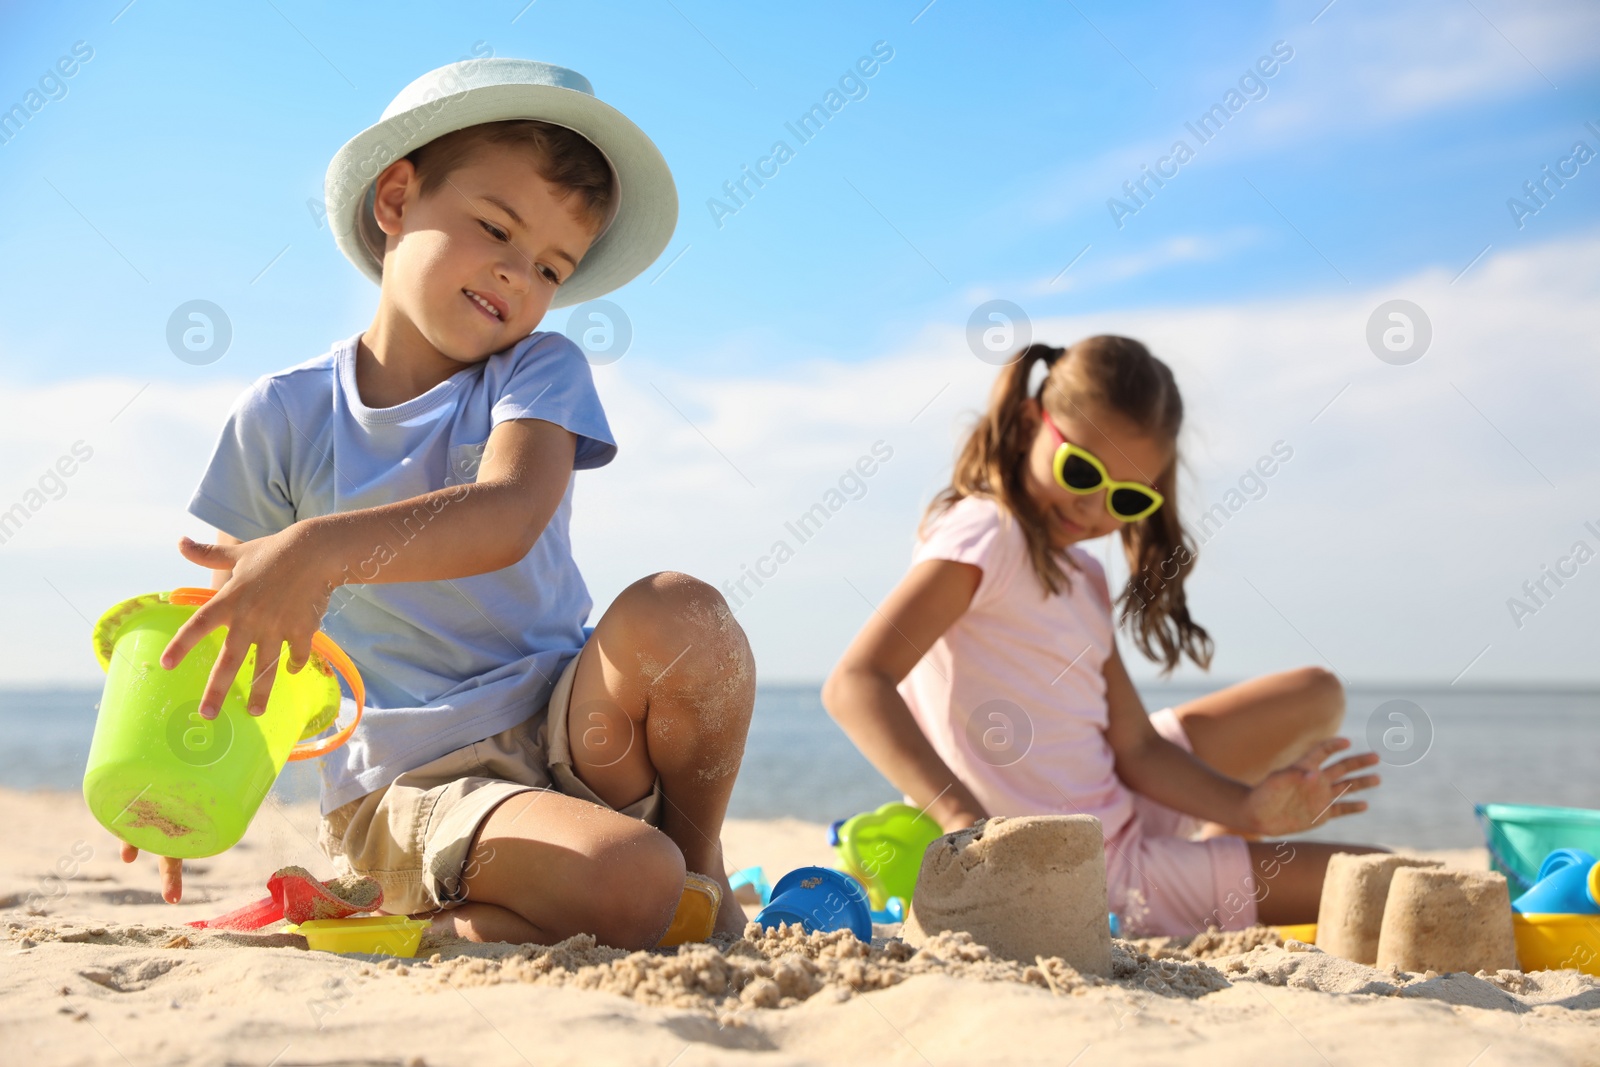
1134, 924, 1288, 960
7, 788, 1600, 1067
902, 815, 1111, 975
5, 916, 1230, 1020
423, 921, 1226, 1019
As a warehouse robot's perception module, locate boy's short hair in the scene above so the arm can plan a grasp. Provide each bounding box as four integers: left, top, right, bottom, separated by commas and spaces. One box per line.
404, 119, 615, 233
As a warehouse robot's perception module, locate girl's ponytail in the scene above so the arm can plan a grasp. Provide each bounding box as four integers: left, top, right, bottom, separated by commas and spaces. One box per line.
927, 335, 1213, 675
922, 344, 1076, 594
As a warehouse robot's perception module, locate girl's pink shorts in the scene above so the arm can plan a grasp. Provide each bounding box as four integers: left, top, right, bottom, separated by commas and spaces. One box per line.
1105, 708, 1262, 938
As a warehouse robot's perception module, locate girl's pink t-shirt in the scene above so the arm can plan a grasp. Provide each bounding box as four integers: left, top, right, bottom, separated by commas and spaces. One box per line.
896, 494, 1136, 842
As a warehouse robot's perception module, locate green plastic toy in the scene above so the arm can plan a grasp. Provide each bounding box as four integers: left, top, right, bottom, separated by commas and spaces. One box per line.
829, 801, 944, 910
83, 587, 364, 859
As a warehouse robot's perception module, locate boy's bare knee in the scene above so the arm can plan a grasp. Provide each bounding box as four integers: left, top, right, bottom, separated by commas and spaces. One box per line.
616, 571, 756, 703
619, 572, 737, 643
583, 827, 685, 949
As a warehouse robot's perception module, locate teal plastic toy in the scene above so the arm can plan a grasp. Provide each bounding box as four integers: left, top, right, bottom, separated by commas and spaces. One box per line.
729, 865, 772, 905
870, 897, 906, 924
1478, 803, 1600, 897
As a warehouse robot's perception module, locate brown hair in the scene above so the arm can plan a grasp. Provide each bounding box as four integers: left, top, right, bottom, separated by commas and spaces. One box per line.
404, 119, 615, 232
923, 335, 1213, 674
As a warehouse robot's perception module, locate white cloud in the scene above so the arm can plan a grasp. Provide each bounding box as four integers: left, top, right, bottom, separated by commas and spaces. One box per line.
1023, 230, 1266, 295
1294, 0, 1598, 116
4, 232, 1598, 688
1021, 0, 1600, 231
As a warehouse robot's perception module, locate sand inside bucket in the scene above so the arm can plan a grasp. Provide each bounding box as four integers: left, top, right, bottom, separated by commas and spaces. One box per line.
273, 865, 383, 920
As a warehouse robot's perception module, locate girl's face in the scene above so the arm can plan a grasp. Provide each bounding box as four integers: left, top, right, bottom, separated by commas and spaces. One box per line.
1022, 396, 1174, 548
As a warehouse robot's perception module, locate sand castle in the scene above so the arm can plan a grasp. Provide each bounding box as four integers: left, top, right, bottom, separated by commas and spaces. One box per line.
1374, 867, 1518, 974
1316, 853, 1518, 974
1315, 853, 1443, 964
901, 814, 1112, 976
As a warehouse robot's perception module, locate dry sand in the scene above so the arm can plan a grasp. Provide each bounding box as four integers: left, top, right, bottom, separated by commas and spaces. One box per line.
3, 787, 1598, 1066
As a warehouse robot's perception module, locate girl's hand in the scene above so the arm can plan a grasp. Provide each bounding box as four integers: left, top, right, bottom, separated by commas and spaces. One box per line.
159, 527, 341, 719
120, 840, 184, 903
1241, 737, 1381, 836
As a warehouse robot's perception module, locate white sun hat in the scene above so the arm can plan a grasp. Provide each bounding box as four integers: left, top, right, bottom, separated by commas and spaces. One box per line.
325, 57, 677, 308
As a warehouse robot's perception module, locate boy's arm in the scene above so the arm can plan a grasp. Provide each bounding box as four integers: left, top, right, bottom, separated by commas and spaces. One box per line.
309, 416, 577, 586
163, 417, 577, 719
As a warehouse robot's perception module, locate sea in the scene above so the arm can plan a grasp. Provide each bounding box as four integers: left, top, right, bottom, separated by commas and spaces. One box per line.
6, 684, 1597, 851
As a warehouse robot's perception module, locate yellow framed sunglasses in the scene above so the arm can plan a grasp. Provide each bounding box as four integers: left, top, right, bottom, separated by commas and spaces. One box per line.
1040, 412, 1165, 522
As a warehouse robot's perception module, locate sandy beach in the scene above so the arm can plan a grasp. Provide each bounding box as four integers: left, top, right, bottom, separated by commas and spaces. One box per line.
3, 785, 1597, 1067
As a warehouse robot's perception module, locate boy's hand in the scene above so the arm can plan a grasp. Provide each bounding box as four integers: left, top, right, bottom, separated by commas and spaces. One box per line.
160, 526, 341, 719
1241, 737, 1381, 836
120, 840, 184, 903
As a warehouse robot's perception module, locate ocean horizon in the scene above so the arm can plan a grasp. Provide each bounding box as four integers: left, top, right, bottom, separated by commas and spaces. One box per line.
7, 682, 1597, 852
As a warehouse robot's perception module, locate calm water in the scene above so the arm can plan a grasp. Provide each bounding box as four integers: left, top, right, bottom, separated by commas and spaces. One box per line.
8, 684, 1598, 850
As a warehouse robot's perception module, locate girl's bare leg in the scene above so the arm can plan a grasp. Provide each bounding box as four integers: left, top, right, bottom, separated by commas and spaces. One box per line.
1169, 667, 1366, 841
1159, 668, 1386, 924
1169, 666, 1347, 784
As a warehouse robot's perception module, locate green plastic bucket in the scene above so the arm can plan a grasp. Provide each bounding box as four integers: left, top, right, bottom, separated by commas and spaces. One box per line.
1477, 803, 1600, 897
84, 587, 364, 859
828, 802, 944, 909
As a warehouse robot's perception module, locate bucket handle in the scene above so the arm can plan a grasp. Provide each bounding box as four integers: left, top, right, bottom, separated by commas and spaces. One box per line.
168, 586, 364, 761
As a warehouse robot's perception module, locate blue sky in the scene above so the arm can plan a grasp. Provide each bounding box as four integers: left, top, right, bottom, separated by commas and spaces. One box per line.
4, 0, 1596, 382
2, 0, 1599, 686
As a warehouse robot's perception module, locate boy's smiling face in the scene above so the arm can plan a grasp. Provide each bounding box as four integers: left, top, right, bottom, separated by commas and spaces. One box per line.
370, 143, 601, 367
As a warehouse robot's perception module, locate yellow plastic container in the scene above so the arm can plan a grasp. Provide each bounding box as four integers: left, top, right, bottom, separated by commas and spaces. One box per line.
657, 872, 723, 947
84, 587, 364, 859
1512, 913, 1600, 975
286, 915, 431, 957
1275, 923, 1318, 944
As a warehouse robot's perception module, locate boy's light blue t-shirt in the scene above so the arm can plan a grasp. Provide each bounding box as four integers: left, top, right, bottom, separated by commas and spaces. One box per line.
186, 330, 616, 816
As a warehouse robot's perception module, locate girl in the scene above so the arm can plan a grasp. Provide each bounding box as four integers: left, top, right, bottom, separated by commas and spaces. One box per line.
823, 336, 1381, 937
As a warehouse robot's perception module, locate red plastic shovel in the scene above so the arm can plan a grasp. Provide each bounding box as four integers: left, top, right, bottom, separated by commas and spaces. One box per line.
187, 866, 383, 931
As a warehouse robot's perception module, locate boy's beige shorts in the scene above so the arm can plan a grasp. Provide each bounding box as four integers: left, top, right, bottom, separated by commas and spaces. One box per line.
316, 645, 664, 917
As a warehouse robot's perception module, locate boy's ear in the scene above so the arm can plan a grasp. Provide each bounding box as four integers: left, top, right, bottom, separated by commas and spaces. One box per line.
371, 158, 420, 238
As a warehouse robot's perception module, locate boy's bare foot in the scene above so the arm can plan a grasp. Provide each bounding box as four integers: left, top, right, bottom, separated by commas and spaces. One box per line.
705, 866, 748, 939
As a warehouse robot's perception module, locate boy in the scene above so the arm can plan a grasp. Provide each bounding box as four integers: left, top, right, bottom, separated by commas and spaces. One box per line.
120, 58, 756, 947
